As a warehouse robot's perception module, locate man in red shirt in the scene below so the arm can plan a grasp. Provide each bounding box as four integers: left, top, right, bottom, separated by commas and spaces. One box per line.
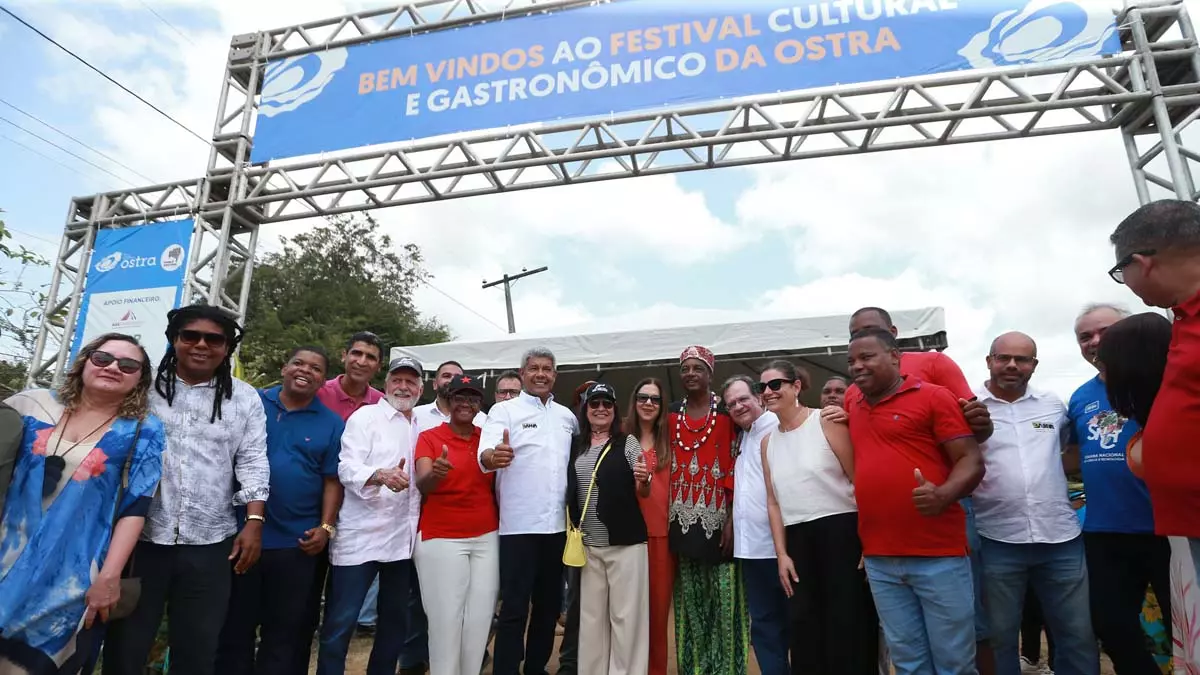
1109, 199, 1200, 573
846, 327, 985, 675
847, 307, 995, 675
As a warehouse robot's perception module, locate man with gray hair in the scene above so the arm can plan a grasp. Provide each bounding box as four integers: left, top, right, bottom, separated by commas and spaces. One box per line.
478, 347, 579, 675
1064, 302, 1171, 675
1109, 199, 1200, 621
722, 375, 787, 675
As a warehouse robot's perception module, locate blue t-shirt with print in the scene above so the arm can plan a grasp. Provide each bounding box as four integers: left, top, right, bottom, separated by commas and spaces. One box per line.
1066, 376, 1154, 534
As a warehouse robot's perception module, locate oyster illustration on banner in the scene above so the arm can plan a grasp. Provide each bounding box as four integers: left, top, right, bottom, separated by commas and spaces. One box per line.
959, 0, 1117, 68
259, 48, 349, 118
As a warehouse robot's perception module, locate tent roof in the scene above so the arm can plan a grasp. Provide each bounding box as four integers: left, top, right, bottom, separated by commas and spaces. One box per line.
394, 306, 948, 374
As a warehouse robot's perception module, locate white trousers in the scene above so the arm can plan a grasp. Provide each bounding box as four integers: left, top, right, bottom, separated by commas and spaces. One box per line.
580, 543, 650, 675
413, 531, 500, 675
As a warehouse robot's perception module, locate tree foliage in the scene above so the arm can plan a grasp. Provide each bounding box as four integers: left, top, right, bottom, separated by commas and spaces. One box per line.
239, 213, 451, 387
0, 209, 53, 379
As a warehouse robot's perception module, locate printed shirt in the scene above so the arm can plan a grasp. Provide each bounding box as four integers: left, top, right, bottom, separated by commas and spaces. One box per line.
145, 376, 270, 545
332, 399, 421, 566
973, 384, 1079, 545
254, 387, 345, 550
668, 398, 738, 561
414, 423, 497, 540
847, 377, 973, 557
1066, 376, 1153, 534
413, 400, 486, 434
316, 376, 384, 422
1141, 290, 1200, 537
478, 392, 578, 535
733, 411, 779, 560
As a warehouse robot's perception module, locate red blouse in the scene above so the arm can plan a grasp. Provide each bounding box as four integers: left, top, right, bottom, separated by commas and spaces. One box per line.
667, 397, 738, 562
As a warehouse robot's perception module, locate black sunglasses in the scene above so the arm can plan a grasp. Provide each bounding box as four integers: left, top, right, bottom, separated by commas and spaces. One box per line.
588, 399, 615, 410
752, 379, 789, 395
1108, 249, 1155, 284
177, 329, 228, 348
635, 393, 662, 405
89, 350, 142, 375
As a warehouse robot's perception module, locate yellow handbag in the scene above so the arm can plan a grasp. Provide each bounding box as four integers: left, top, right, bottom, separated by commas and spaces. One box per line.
563, 441, 612, 568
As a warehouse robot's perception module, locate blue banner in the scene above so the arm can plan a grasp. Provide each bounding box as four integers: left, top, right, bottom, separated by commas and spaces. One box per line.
70, 220, 193, 368
251, 0, 1120, 162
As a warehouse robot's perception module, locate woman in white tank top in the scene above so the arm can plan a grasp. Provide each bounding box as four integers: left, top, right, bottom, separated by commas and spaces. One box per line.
758, 360, 879, 675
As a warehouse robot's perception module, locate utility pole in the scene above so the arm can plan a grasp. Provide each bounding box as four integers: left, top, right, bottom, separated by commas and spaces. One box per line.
482, 266, 548, 334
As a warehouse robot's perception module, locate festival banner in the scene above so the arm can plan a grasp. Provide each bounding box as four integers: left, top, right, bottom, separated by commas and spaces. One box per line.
251, 0, 1121, 162
70, 220, 193, 369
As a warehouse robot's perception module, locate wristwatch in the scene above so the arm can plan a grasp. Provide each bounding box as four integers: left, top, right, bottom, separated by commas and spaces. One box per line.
320, 523, 337, 539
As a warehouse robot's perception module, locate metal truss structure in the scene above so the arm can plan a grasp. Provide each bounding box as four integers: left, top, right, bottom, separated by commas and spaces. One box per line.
25, 0, 1200, 385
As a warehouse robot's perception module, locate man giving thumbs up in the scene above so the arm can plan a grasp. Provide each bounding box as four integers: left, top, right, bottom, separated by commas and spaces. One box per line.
844, 328, 984, 675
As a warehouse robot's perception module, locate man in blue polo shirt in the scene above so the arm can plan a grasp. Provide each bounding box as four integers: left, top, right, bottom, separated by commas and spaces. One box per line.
1065, 304, 1170, 675
216, 345, 346, 675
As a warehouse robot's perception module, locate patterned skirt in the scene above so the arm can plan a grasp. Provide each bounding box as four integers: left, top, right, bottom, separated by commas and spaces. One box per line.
674, 558, 749, 675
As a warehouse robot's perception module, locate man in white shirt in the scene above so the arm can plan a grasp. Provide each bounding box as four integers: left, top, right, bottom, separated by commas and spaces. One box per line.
478, 347, 579, 675
974, 332, 1100, 675
316, 357, 424, 675
722, 375, 786, 675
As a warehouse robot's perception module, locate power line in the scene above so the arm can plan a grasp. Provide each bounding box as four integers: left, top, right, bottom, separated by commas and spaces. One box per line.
0, 98, 160, 185
0, 130, 99, 182
0, 4, 212, 147
420, 279, 508, 333
0, 114, 137, 187
137, 0, 195, 46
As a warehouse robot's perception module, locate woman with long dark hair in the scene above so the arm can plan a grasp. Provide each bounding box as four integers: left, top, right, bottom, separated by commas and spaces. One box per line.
566, 382, 651, 675
1, 333, 165, 674
623, 377, 672, 675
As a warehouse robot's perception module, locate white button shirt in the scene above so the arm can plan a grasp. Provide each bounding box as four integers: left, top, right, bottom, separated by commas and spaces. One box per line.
974, 384, 1080, 545
734, 411, 779, 560
478, 391, 578, 535
413, 400, 486, 434
332, 399, 421, 566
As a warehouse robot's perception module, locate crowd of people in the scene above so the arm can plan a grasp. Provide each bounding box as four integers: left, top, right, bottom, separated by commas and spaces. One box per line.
0, 198, 1198, 675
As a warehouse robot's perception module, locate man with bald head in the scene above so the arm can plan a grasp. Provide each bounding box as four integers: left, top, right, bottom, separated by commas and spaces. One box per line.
974, 332, 1100, 675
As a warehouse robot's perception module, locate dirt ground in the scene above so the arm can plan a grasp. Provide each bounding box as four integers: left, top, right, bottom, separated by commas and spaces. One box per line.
317, 627, 1118, 674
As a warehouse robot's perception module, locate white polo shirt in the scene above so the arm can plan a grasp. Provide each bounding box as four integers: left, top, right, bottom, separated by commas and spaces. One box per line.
478, 391, 578, 535
333, 399, 422, 566
973, 384, 1079, 545
413, 400, 486, 434
733, 411, 779, 560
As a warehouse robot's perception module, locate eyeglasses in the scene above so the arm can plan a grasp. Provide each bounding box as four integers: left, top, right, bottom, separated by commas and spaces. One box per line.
1108, 249, 1156, 284
989, 354, 1038, 366
752, 379, 788, 395
450, 393, 483, 407
495, 388, 521, 398
89, 350, 143, 375
588, 399, 615, 410
635, 394, 662, 405
177, 329, 228, 348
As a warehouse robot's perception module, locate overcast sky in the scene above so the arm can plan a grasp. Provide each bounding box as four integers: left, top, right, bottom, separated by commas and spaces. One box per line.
0, 0, 1183, 400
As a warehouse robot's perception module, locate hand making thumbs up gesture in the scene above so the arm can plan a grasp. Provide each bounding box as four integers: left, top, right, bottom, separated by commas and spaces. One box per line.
432, 444, 455, 479
911, 468, 949, 516
388, 457, 411, 492
633, 454, 651, 486
489, 429, 515, 469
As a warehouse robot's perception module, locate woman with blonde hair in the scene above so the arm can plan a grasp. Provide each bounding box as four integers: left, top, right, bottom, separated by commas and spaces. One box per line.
0, 333, 166, 673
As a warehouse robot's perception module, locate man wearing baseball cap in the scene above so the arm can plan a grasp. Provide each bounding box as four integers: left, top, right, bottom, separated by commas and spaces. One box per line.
317, 356, 425, 675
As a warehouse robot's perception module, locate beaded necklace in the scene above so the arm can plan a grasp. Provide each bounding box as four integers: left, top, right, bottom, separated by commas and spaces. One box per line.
674, 393, 717, 452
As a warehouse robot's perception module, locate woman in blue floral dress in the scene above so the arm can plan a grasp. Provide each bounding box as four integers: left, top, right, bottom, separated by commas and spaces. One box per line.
0, 333, 165, 674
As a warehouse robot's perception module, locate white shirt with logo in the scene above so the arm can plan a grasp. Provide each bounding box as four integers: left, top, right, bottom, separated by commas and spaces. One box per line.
974, 384, 1080, 545
478, 391, 578, 536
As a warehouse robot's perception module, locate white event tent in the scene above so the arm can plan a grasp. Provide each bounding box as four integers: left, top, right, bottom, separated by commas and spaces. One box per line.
394, 307, 950, 408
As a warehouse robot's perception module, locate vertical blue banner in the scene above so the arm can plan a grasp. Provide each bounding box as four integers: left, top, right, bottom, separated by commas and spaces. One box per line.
70, 220, 193, 369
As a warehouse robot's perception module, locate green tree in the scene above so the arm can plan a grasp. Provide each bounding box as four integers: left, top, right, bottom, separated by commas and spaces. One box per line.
0, 209, 52, 379
239, 213, 451, 387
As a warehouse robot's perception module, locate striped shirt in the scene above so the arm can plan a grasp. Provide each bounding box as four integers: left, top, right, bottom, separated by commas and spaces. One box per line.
574, 435, 642, 547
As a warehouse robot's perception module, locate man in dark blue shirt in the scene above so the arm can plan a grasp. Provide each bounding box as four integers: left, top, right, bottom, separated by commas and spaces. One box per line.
216, 346, 345, 675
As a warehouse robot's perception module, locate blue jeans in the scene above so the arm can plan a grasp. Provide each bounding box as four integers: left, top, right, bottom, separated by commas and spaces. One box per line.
357, 577, 379, 626
740, 558, 790, 675
864, 556, 977, 675
317, 560, 412, 675
978, 535, 1099, 675
961, 498, 990, 642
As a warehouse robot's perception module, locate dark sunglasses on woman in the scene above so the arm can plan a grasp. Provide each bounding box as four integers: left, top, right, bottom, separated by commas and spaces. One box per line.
177, 329, 228, 348
89, 350, 143, 375
752, 379, 788, 395
588, 399, 615, 410
635, 394, 662, 405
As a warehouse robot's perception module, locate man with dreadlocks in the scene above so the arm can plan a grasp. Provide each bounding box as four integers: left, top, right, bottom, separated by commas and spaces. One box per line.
103, 304, 270, 675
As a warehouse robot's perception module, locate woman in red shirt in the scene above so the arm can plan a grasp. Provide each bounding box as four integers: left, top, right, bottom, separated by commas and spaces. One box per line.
624, 377, 673, 675
413, 374, 498, 675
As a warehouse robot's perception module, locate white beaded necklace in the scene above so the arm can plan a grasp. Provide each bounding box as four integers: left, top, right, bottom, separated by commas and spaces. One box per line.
674, 393, 718, 452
